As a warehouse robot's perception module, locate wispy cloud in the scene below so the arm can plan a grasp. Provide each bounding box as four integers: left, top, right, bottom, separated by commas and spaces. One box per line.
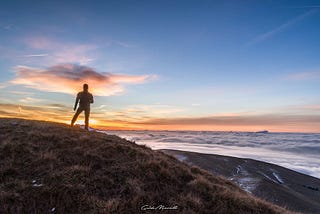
302, 105, 320, 111
9, 90, 34, 95
286, 71, 320, 80
0, 23, 14, 31
0, 83, 9, 89
133, 114, 320, 132
24, 36, 97, 65
23, 53, 49, 57
246, 9, 318, 46
125, 104, 185, 116
0, 103, 151, 129
48, 103, 68, 107
19, 97, 45, 103
0, 103, 71, 123
1, 102, 319, 132
105, 40, 136, 48
0, 36, 137, 67
97, 105, 108, 109
10, 63, 157, 96
92, 104, 185, 122
25, 36, 68, 50
191, 103, 201, 107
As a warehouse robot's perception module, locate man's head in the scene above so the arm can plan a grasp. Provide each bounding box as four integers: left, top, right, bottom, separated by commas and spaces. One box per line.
83, 83, 89, 91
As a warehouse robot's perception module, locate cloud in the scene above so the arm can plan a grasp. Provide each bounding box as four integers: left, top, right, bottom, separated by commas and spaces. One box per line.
286, 71, 320, 80
10, 63, 156, 96
91, 104, 184, 123
97, 105, 107, 109
1, 102, 320, 132
24, 36, 97, 65
133, 114, 320, 132
9, 91, 34, 95
0, 103, 71, 123
0, 23, 14, 31
277, 104, 320, 115
105, 40, 136, 48
303, 105, 320, 110
0, 103, 150, 129
19, 97, 45, 103
0, 83, 9, 89
1, 36, 137, 67
246, 9, 318, 46
124, 104, 185, 118
46, 103, 69, 108
25, 36, 65, 50
23, 53, 49, 57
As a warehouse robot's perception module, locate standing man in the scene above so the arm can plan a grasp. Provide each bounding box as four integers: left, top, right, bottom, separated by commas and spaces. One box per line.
71, 83, 94, 130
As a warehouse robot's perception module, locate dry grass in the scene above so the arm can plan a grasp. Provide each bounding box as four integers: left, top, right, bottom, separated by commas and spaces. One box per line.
0, 118, 293, 213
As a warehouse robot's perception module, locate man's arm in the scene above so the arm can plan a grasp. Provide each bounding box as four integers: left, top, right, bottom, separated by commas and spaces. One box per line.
90, 94, 94, 104
74, 93, 80, 110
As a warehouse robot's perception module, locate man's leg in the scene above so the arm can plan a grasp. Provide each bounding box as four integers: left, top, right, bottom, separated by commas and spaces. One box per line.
71, 108, 83, 126
84, 108, 90, 130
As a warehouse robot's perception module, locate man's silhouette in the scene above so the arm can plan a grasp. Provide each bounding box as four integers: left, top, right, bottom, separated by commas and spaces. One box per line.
71, 84, 94, 130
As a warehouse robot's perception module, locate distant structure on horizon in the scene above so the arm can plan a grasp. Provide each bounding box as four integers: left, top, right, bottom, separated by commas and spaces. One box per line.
255, 130, 269, 134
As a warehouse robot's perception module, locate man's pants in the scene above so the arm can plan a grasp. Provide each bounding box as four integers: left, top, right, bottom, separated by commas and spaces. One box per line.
71, 107, 90, 130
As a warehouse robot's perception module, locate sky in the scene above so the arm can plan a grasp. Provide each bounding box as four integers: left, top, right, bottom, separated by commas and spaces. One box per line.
0, 0, 320, 132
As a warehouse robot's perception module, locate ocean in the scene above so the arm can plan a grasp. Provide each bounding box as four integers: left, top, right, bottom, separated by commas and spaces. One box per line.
101, 130, 320, 179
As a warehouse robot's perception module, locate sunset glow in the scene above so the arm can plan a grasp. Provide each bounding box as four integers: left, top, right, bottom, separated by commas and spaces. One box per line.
1, 1, 320, 132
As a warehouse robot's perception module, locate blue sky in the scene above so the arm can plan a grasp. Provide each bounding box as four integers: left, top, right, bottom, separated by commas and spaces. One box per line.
0, 0, 320, 132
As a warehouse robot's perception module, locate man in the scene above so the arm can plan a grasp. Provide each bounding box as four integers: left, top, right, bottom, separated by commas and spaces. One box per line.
71, 83, 94, 130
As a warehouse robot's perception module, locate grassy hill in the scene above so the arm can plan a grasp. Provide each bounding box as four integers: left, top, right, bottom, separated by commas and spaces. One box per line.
0, 118, 292, 213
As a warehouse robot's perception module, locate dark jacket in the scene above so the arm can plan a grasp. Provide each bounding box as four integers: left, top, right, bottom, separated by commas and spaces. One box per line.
77, 91, 94, 109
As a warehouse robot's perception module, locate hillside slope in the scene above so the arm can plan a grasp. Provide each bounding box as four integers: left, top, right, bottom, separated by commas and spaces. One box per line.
0, 118, 291, 213
162, 149, 320, 213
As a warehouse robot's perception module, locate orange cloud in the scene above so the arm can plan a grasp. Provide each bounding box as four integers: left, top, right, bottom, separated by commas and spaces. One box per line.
0, 103, 71, 124
0, 103, 146, 129
1, 102, 319, 132
11, 64, 156, 96
132, 114, 320, 132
